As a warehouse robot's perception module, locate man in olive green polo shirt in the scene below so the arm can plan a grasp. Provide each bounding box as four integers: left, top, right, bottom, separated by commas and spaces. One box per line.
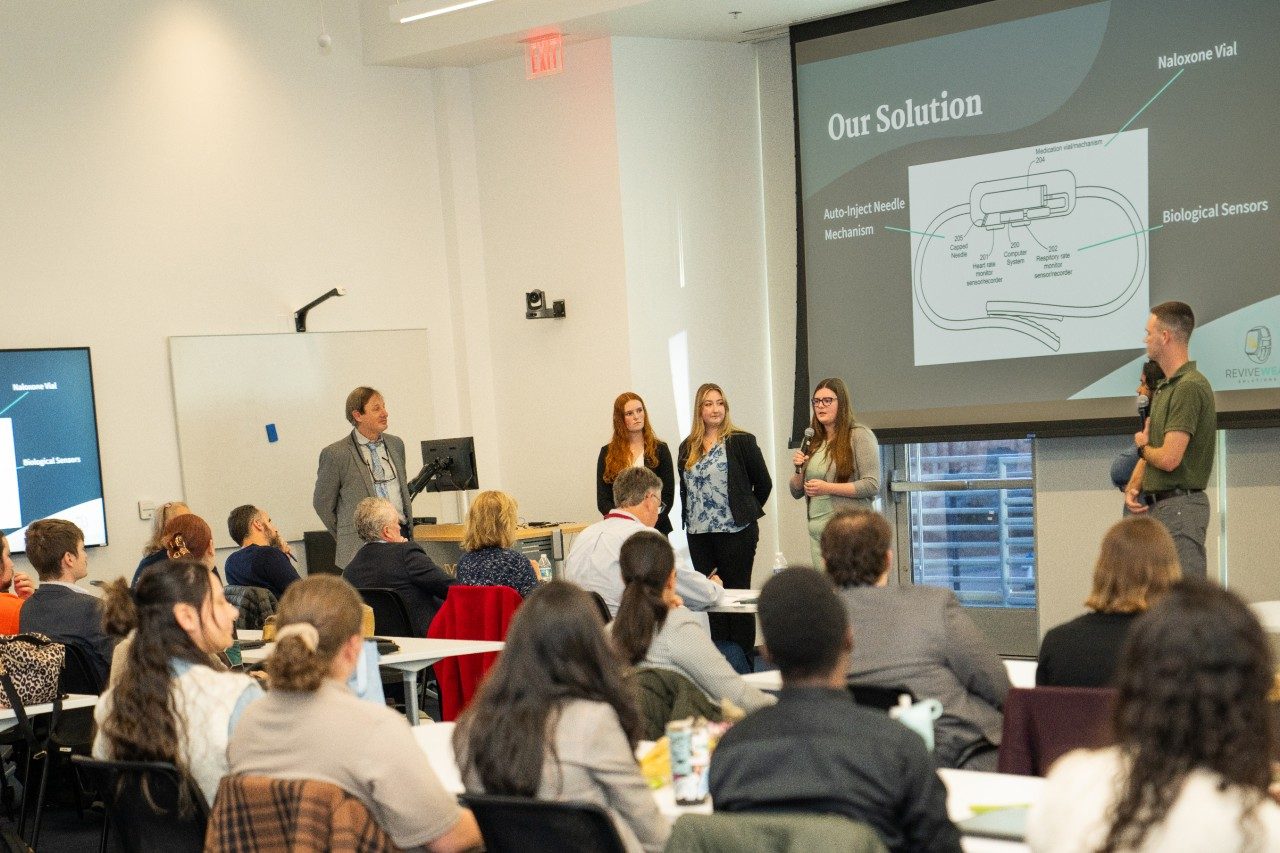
1124, 301, 1216, 578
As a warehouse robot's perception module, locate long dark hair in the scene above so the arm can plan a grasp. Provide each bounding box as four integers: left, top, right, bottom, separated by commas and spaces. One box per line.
1102, 581, 1275, 852
454, 581, 640, 796
99, 560, 218, 787
806, 377, 856, 482
612, 532, 675, 665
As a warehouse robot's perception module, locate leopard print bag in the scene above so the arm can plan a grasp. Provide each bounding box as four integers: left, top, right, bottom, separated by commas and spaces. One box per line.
0, 633, 65, 707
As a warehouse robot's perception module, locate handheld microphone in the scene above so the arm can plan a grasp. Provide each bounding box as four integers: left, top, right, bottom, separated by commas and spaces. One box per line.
1136, 394, 1150, 427
796, 427, 815, 474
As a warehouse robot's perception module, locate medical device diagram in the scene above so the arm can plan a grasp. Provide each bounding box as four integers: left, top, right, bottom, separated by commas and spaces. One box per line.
908, 131, 1149, 366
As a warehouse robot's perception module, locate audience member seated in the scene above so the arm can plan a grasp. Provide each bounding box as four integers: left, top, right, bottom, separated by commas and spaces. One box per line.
19, 519, 115, 686
342, 498, 454, 637
566, 467, 722, 617
94, 559, 263, 805
223, 504, 301, 598
1028, 581, 1280, 851
612, 530, 772, 715
456, 490, 539, 598
131, 500, 190, 587
228, 575, 480, 852
1036, 517, 1179, 688
454, 581, 670, 853
710, 567, 961, 853
0, 532, 35, 634
822, 509, 1010, 770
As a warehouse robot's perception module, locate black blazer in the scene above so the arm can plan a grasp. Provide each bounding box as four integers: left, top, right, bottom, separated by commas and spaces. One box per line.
19, 584, 115, 687
596, 442, 675, 534
677, 431, 773, 530
342, 541, 455, 637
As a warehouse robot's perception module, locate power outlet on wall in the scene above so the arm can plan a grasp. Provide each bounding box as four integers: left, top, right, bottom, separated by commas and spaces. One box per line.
138, 500, 156, 521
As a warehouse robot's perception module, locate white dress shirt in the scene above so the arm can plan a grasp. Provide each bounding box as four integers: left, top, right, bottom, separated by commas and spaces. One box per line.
564, 511, 723, 617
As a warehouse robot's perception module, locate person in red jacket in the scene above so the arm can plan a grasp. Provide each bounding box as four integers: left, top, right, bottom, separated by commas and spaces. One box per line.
0, 532, 35, 634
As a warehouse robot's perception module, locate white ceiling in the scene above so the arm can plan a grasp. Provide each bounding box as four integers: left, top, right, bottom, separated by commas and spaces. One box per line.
360, 0, 898, 68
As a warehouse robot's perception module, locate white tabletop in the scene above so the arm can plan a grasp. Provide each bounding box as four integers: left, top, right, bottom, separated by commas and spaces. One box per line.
0, 693, 99, 733
239, 634, 504, 670
414, 721, 1038, 849
742, 658, 1037, 692
707, 588, 759, 614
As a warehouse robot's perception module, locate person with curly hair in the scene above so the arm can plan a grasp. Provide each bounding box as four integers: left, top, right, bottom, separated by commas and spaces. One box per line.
95, 560, 261, 805
1028, 580, 1280, 852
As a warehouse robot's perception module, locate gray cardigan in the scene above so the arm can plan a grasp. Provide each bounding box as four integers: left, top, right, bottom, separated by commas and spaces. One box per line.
637, 607, 774, 714
790, 424, 881, 517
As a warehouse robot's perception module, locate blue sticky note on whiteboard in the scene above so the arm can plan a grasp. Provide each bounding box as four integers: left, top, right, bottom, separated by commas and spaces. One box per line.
265, 423, 278, 443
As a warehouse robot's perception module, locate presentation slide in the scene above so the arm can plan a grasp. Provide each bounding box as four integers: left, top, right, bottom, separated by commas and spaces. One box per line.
0, 348, 107, 552
792, 0, 1279, 437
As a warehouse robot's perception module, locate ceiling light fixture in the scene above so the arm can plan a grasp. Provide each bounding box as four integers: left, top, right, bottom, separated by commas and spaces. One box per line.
391, 0, 500, 25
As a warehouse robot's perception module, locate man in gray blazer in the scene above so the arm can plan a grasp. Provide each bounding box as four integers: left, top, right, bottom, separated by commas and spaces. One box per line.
313, 386, 414, 568
821, 509, 1011, 771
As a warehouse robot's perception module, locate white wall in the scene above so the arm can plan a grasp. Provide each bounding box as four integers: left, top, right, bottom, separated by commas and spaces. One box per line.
2, 1, 458, 577
462, 38, 632, 524
611, 37, 781, 579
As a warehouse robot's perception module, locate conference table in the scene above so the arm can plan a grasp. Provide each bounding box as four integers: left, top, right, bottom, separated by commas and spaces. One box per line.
0, 694, 98, 735
707, 587, 760, 614
412, 721, 1041, 850
238, 631, 504, 726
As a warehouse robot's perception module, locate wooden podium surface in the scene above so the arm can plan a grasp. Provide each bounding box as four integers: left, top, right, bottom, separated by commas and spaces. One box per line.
413, 522, 590, 542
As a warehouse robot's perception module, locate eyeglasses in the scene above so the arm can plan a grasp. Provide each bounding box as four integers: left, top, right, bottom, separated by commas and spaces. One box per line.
647, 493, 667, 514
812, 396, 838, 408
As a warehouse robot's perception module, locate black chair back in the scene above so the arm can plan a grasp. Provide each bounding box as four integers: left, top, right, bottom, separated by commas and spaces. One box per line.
357, 588, 415, 637
847, 681, 915, 712
72, 756, 208, 853
60, 643, 104, 696
460, 793, 628, 853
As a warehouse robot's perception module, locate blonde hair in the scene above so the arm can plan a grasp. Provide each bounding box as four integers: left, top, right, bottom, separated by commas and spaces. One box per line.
1084, 517, 1181, 614
265, 575, 363, 692
682, 383, 741, 470
462, 491, 518, 551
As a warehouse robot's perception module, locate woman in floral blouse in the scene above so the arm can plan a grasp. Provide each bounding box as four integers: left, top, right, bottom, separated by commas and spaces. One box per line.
677, 383, 772, 662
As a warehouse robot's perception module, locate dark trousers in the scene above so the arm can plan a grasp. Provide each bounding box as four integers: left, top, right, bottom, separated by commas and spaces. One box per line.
687, 522, 759, 661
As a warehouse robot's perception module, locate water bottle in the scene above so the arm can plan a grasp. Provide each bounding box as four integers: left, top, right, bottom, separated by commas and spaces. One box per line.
538, 554, 553, 583
772, 551, 787, 576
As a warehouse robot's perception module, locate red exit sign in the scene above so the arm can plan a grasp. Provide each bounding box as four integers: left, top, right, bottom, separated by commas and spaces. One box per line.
526, 34, 563, 79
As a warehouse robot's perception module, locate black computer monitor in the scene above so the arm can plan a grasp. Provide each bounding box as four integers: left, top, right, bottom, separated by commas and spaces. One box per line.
418, 437, 478, 493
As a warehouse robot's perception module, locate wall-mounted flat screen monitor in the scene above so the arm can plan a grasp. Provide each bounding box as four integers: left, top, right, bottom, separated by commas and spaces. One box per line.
0, 347, 108, 552
419, 437, 478, 493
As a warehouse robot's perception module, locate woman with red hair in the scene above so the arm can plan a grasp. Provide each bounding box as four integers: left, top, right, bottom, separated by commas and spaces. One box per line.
596, 392, 675, 535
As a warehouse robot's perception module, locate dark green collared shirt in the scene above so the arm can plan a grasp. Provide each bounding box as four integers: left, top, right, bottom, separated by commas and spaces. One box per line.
1142, 360, 1216, 491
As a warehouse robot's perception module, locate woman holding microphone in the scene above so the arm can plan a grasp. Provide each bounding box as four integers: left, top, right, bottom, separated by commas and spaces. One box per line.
679, 383, 771, 665
791, 378, 880, 569
597, 392, 675, 535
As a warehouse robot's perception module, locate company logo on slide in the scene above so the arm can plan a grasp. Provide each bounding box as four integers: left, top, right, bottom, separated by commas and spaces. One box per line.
1245, 326, 1272, 364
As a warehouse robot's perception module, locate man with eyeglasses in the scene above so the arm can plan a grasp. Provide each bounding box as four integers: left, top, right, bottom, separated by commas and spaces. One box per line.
313, 387, 414, 568
565, 466, 724, 618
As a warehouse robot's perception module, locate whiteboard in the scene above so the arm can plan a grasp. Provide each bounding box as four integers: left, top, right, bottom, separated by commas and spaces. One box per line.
169, 330, 434, 547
